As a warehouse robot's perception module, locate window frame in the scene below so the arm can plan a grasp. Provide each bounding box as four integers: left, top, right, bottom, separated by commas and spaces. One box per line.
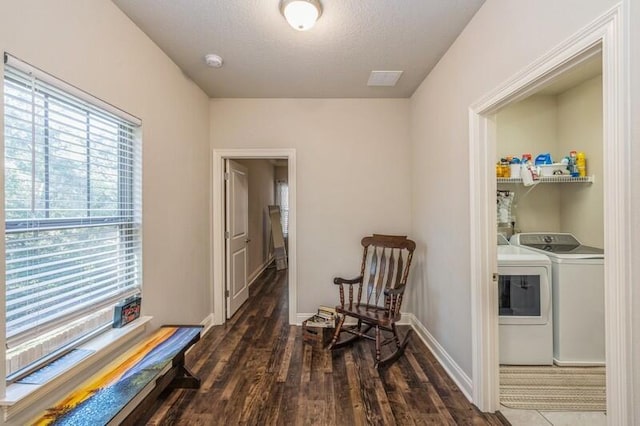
3, 53, 142, 380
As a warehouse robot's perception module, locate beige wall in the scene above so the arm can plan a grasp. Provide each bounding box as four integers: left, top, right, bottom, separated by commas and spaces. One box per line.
497, 95, 562, 233
497, 95, 559, 162
0, 0, 211, 391
409, 0, 620, 380
210, 99, 411, 313
235, 160, 275, 281
557, 76, 604, 247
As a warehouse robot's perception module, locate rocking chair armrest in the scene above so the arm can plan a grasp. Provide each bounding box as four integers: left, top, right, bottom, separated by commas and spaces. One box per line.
384, 285, 407, 295
333, 276, 363, 285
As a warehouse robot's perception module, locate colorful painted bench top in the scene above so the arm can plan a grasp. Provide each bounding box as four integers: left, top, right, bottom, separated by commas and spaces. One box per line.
34, 325, 202, 426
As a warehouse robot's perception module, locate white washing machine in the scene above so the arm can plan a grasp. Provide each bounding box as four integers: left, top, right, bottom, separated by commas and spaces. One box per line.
497, 234, 553, 365
510, 232, 605, 366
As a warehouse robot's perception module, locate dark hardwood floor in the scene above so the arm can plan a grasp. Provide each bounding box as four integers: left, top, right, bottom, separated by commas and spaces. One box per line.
148, 267, 510, 425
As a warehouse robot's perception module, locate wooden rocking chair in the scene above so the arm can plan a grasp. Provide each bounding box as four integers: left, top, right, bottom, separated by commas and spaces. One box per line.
328, 234, 416, 368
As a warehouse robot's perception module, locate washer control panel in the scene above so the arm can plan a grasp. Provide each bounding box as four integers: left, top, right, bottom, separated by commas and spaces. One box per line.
512, 233, 604, 255
518, 233, 580, 246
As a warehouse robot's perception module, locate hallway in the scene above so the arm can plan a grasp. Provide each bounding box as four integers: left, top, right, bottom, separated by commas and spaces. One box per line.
149, 267, 510, 425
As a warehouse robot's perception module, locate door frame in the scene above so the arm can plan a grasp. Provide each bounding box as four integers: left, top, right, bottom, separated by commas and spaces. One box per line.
212, 148, 297, 325
468, 3, 632, 423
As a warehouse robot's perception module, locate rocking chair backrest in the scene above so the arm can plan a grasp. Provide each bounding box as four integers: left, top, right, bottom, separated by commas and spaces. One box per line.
358, 234, 416, 310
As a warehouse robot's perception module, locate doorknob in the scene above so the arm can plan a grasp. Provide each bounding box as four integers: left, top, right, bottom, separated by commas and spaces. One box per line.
245, 238, 251, 243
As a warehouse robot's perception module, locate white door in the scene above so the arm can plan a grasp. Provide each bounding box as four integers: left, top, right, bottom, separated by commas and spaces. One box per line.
225, 159, 249, 318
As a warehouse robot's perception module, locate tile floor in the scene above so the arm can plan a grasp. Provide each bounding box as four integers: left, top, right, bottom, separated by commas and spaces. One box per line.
500, 405, 607, 426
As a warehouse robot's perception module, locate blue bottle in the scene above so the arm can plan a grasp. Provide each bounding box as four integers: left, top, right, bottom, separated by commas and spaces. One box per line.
535, 153, 552, 165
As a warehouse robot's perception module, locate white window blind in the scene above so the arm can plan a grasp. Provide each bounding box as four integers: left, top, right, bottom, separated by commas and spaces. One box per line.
275, 180, 289, 237
3, 54, 142, 374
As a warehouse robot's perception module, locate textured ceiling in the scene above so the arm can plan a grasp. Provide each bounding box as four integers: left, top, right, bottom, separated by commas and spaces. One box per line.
112, 0, 485, 98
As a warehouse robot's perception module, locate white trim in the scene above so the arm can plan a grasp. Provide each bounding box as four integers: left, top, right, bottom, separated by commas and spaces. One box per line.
212, 149, 297, 326
398, 313, 411, 325
601, 3, 633, 423
248, 256, 275, 287
408, 314, 473, 401
199, 313, 214, 336
468, 3, 632, 422
468, 109, 499, 412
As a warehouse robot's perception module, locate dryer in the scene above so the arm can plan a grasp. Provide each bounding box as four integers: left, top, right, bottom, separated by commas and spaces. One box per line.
497, 234, 553, 365
510, 232, 604, 366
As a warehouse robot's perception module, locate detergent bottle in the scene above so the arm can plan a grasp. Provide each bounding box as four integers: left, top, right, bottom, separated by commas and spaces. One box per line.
568, 151, 579, 177
576, 152, 586, 177
520, 153, 539, 186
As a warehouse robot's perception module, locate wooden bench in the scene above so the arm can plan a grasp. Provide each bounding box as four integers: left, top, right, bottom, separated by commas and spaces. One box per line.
33, 325, 203, 425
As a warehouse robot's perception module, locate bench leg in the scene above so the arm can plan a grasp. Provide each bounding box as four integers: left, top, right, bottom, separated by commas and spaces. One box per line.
168, 352, 201, 389
170, 357, 201, 389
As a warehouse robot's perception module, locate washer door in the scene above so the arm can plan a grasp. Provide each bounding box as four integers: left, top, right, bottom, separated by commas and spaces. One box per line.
498, 265, 550, 325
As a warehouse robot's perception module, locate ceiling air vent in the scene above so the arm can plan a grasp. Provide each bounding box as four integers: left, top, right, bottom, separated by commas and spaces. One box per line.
367, 70, 403, 87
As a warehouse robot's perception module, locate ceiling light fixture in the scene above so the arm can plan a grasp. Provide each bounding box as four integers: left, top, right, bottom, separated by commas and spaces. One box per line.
280, 0, 322, 31
204, 53, 223, 68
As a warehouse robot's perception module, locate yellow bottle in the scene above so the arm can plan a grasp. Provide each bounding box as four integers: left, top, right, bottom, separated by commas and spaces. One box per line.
501, 161, 510, 178
576, 152, 586, 177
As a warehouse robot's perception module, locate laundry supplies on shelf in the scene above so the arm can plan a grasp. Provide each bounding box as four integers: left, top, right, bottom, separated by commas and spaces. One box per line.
497, 150, 593, 184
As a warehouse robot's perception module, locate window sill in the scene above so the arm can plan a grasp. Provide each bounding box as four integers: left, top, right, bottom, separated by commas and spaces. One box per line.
0, 316, 152, 421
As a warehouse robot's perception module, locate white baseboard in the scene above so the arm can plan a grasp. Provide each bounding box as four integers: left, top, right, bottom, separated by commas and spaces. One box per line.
407, 313, 473, 402
248, 256, 275, 287
184, 314, 214, 359
200, 313, 215, 336
398, 312, 411, 325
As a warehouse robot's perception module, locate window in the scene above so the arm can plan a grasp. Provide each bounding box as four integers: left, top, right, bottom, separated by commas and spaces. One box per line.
3, 54, 142, 378
275, 180, 288, 237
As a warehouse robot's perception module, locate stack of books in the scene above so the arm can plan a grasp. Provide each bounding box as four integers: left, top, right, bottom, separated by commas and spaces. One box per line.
304, 305, 337, 328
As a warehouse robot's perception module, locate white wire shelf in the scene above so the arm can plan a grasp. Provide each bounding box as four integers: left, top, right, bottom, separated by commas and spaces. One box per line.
497, 175, 594, 184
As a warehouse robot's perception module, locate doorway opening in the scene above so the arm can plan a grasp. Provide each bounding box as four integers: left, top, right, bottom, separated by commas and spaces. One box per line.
494, 52, 605, 419
468, 4, 631, 424
212, 149, 297, 325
